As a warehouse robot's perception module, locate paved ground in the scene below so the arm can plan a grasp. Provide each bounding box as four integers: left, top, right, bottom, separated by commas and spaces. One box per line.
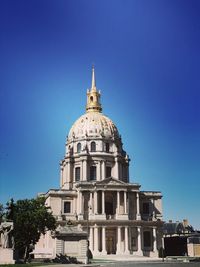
98, 262, 200, 267
45, 260, 200, 267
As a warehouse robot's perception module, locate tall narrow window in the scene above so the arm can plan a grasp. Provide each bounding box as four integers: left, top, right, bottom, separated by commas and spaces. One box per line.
143, 231, 151, 247
90, 166, 96, 180
143, 202, 150, 214
106, 166, 111, 178
91, 141, 96, 152
77, 143, 81, 153
105, 143, 110, 152
75, 167, 80, 181
64, 201, 71, 213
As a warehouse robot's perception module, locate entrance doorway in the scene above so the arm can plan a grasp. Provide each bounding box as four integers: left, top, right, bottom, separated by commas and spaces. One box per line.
106, 228, 116, 254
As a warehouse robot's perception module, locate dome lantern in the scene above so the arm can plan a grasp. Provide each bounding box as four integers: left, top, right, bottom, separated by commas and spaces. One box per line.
86, 66, 102, 113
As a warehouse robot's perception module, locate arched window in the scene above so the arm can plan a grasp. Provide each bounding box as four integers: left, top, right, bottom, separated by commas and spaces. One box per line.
91, 141, 96, 152
77, 143, 81, 153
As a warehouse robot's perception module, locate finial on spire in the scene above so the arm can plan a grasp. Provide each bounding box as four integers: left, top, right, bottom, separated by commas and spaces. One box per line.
91, 65, 96, 90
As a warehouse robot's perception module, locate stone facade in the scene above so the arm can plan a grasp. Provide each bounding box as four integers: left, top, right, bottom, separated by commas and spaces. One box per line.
34, 67, 163, 260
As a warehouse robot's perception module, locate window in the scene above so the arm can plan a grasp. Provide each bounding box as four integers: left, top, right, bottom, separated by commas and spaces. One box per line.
143, 202, 150, 214
77, 143, 81, 153
64, 201, 71, 213
75, 167, 80, 181
91, 141, 96, 152
90, 96, 93, 102
90, 166, 96, 180
106, 166, 111, 178
143, 231, 151, 247
105, 143, 110, 152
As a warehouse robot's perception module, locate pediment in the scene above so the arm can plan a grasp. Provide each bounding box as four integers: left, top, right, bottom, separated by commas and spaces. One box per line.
96, 177, 127, 186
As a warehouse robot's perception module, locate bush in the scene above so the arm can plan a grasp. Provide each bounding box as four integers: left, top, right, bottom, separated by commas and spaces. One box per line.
52, 254, 82, 264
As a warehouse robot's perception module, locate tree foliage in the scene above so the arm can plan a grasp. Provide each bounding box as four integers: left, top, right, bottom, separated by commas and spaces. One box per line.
6, 197, 56, 262
0, 203, 5, 223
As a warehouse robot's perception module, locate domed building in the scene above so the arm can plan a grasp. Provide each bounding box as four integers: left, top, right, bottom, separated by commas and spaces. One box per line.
34, 68, 163, 261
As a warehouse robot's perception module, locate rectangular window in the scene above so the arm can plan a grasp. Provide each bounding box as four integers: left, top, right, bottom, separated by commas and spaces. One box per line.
143, 231, 151, 247
105, 143, 110, 152
106, 166, 111, 178
64, 201, 71, 213
143, 202, 150, 214
90, 166, 96, 180
75, 167, 80, 181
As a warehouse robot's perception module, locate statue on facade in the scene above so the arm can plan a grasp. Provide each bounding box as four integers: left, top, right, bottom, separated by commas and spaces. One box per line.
0, 222, 13, 249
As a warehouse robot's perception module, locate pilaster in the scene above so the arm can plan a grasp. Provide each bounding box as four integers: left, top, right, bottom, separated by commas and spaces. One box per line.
136, 192, 141, 220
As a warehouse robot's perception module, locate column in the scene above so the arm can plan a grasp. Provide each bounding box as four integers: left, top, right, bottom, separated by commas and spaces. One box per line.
137, 226, 142, 255
79, 191, 83, 214
127, 164, 129, 180
60, 166, 64, 187
94, 191, 98, 214
102, 161, 106, 180
124, 191, 127, 214
63, 163, 68, 184
94, 226, 99, 254
114, 158, 119, 178
136, 192, 141, 220
153, 227, 157, 252
124, 226, 129, 254
152, 198, 155, 220
117, 191, 120, 215
102, 226, 106, 254
97, 161, 101, 181
81, 160, 83, 181
89, 227, 93, 252
102, 191, 105, 214
67, 161, 71, 182
82, 160, 87, 181
89, 192, 93, 214
117, 227, 121, 254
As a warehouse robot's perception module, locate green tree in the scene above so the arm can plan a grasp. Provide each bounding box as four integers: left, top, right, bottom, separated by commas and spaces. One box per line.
7, 197, 56, 262
0, 203, 5, 223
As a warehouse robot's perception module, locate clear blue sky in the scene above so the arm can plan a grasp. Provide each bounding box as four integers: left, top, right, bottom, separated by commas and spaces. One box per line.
0, 0, 200, 229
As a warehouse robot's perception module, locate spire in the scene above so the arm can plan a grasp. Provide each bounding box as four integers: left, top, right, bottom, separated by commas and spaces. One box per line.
91, 65, 96, 90
86, 66, 102, 113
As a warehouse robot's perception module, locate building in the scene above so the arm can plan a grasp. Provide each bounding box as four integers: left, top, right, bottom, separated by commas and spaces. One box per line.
163, 219, 200, 257
34, 67, 163, 261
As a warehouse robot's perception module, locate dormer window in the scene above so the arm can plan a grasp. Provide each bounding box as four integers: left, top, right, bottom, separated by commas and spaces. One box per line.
77, 143, 81, 153
91, 141, 96, 152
